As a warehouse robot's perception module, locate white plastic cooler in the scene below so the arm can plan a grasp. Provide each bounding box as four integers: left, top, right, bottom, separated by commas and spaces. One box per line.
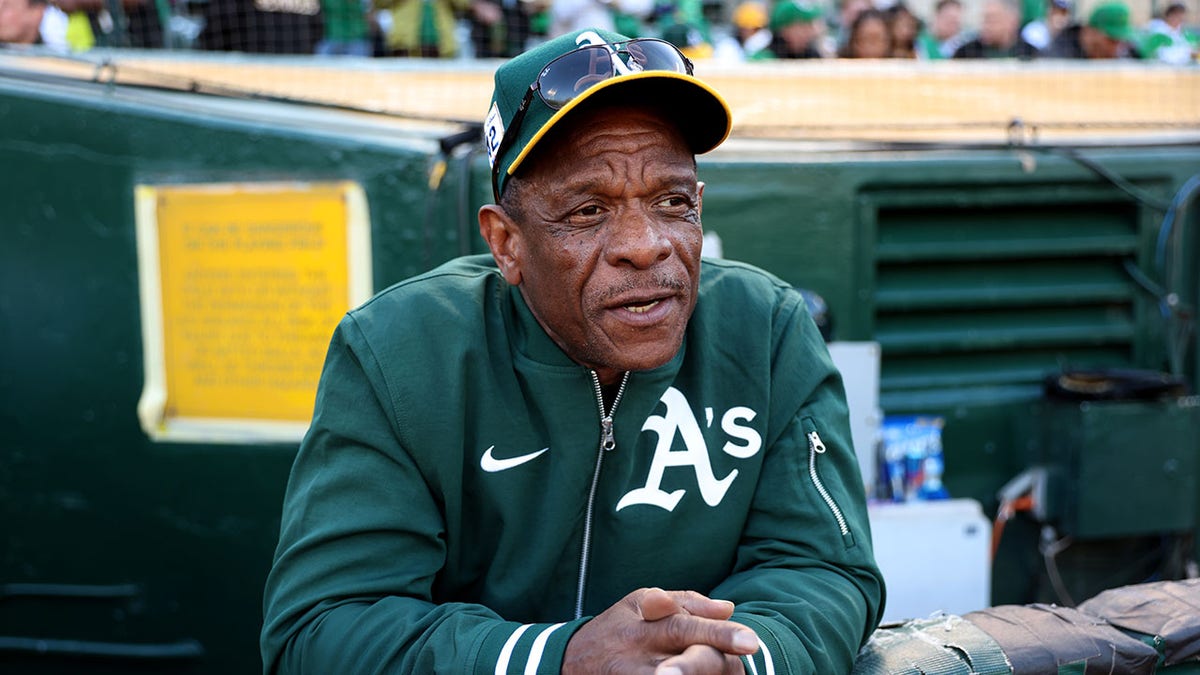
868, 498, 992, 623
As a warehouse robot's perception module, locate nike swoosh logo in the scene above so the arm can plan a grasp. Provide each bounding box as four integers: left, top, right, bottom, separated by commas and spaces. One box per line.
480, 445, 549, 473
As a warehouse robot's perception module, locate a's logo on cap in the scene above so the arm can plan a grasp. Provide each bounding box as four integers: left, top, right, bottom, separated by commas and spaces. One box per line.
575, 30, 635, 75
574, 30, 608, 48
484, 102, 505, 169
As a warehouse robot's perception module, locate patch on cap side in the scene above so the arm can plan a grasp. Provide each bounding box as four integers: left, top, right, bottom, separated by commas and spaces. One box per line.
484, 101, 505, 169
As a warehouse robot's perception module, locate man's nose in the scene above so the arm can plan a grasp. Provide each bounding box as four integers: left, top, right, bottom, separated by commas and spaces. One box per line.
604, 210, 673, 268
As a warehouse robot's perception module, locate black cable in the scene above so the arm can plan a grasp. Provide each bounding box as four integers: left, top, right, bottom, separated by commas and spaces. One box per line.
1122, 258, 1168, 301
1039, 146, 1174, 212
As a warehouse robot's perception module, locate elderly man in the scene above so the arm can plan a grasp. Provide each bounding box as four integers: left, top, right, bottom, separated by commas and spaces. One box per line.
952, 0, 1038, 58
261, 28, 884, 675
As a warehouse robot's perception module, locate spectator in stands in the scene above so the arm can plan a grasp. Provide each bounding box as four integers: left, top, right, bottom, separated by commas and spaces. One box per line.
838, 7, 892, 57
0, 0, 44, 45
0, 0, 67, 47
661, 20, 713, 58
884, 2, 921, 58
1041, 0, 1136, 58
711, 0, 771, 60
546, 0, 653, 39
316, 0, 372, 56
468, 0, 547, 57
373, 0, 470, 56
1020, 0, 1070, 51
915, 0, 966, 58
831, 0, 871, 51
51, 0, 161, 48
653, 0, 710, 41
198, 0, 324, 53
953, 0, 1037, 58
1143, 2, 1198, 64
751, 0, 826, 59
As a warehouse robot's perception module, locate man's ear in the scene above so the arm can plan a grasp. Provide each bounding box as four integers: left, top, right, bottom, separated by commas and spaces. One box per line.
697, 181, 705, 217
478, 204, 523, 286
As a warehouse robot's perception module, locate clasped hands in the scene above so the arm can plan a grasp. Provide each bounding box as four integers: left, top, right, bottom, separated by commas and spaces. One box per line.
563, 588, 757, 675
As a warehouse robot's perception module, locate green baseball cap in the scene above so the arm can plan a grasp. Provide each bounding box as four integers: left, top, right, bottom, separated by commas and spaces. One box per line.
1087, 1, 1133, 41
484, 28, 732, 201
770, 0, 822, 31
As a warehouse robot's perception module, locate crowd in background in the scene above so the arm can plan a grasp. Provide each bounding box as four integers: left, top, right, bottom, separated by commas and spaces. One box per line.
0, 0, 1196, 63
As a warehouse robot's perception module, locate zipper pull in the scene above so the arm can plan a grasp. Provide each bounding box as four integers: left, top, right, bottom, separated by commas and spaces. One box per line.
601, 415, 616, 451
808, 430, 826, 453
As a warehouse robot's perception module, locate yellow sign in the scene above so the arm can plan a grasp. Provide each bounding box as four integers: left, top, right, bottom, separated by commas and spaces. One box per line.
135, 182, 372, 442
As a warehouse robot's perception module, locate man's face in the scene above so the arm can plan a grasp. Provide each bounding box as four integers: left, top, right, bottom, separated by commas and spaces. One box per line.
933, 3, 962, 40
980, 0, 1019, 48
1165, 7, 1185, 29
781, 20, 817, 49
1081, 25, 1121, 58
1047, 5, 1071, 32
0, 0, 44, 44
482, 106, 704, 385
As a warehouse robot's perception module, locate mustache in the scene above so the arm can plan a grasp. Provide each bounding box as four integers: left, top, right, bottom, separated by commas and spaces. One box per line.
597, 273, 690, 303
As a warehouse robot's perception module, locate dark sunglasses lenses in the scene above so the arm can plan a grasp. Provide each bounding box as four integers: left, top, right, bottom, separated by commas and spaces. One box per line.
624, 39, 693, 72
537, 39, 691, 110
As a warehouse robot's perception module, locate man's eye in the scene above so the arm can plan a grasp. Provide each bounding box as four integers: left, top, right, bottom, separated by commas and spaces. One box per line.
574, 205, 604, 218
659, 196, 690, 209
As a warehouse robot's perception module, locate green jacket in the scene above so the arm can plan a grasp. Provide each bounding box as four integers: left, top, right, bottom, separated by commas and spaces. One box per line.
261, 255, 885, 674
320, 0, 369, 41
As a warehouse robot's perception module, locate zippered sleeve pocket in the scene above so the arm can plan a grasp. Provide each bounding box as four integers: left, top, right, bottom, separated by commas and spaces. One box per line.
802, 416, 856, 549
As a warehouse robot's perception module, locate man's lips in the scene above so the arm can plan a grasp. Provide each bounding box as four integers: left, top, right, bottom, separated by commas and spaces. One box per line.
607, 290, 676, 312
598, 272, 690, 323
604, 289, 682, 324
623, 299, 661, 314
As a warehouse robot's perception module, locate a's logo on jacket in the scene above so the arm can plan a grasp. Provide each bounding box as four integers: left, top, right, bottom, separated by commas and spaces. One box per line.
616, 387, 761, 512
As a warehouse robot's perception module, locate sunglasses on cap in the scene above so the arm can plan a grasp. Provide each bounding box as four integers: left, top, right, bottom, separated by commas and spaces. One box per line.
490, 38, 695, 202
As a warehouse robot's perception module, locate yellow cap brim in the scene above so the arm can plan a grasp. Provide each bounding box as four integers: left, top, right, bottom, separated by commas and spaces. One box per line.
505, 70, 732, 181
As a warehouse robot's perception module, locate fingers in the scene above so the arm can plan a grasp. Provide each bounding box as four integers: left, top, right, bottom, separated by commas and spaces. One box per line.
655, 644, 748, 675
637, 588, 735, 621
673, 591, 736, 620
638, 588, 682, 622
634, 588, 757, 657
563, 587, 756, 675
658, 614, 758, 657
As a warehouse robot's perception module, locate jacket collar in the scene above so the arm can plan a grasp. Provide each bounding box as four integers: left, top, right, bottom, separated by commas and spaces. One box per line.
508, 284, 578, 368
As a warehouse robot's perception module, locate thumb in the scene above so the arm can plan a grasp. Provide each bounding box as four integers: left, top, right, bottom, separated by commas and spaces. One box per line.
638, 588, 684, 622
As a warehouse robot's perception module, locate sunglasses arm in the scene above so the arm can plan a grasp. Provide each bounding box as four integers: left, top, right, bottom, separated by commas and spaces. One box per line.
490, 85, 539, 202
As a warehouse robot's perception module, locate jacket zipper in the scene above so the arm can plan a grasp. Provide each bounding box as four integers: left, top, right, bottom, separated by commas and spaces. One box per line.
806, 422, 855, 547
575, 370, 630, 619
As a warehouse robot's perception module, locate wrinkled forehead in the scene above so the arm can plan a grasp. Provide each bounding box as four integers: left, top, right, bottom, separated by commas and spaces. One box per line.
521, 102, 694, 177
